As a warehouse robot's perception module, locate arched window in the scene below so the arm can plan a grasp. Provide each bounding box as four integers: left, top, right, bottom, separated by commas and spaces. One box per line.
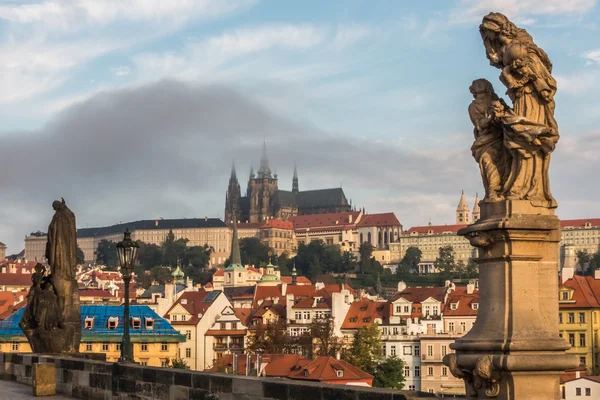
360, 233, 364, 243
368, 232, 372, 244
378, 231, 382, 247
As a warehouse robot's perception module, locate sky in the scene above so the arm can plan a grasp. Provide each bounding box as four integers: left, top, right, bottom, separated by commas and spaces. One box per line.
1, 0, 599, 254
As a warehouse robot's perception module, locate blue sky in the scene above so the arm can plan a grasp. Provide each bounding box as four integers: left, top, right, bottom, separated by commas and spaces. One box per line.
1, 0, 599, 253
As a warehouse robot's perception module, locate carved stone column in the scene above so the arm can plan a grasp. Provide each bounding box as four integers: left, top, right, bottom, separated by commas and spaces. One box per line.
445, 200, 578, 399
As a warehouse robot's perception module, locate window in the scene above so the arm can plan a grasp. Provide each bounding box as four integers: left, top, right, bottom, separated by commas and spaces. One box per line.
140, 361, 148, 366
186, 348, 191, 358
472, 303, 479, 310
295, 312, 302, 320
576, 387, 581, 396
562, 292, 569, 300
102, 343, 109, 351
569, 334, 575, 346
442, 345, 447, 356
161, 360, 168, 367
220, 322, 227, 330
580, 334, 586, 347
414, 366, 420, 377
403, 306, 409, 313
141, 343, 148, 352
86, 343, 93, 351
449, 322, 455, 332
404, 366, 410, 377
460, 322, 467, 332
428, 389, 434, 394
559, 313, 562, 324
580, 356, 586, 366
131, 317, 141, 329
569, 313, 575, 323
403, 346, 412, 355
586, 388, 591, 396
450, 303, 457, 310
115, 343, 121, 351
409, 385, 415, 391
186, 330, 191, 340
336, 370, 343, 378
303, 311, 310, 320
390, 345, 396, 356
172, 315, 178, 321
414, 346, 420, 356
145, 317, 154, 329
161, 343, 168, 352
427, 367, 434, 376
84, 316, 95, 330
108, 317, 118, 329
579, 313, 586, 323
11, 342, 19, 351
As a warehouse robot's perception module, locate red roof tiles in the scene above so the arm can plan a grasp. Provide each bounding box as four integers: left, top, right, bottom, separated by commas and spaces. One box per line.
261, 219, 294, 230
560, 218, 600, 228
164, 290, 212, 324
290, 212, 361, 231
405, 224, 468, 234
341, 298, 388, 329
357, 213, 401, 228
444, 287, 479, 317
560, 276, 600, 308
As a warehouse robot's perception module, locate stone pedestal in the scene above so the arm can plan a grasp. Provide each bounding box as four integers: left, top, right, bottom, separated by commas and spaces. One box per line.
445, 200, 578, 399
32, 363, 56, 396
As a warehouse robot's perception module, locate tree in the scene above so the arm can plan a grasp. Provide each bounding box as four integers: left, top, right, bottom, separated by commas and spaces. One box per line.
183, 245, 212, 269
466, 258, 478, 278
576, 249, 592, 274
455, 260, 467, 280
246, 321, 291, 354
76, 246, 85, 265
345, 325, 382, 374
136, 242, 163, 270
163, 230, 188, 267
167, 357, 190, 369
309, 316, 342, 357
96, 240, 118, 269
224, 237, 271, 267
373, 356, 405, 389
590, 252, 600, 271
341, 251, 358, 273
150, 266, 172, 285
397, 247, 421, 275
434, 246, 456, 279
375, 274, 383, 295
359, 242, 374, 264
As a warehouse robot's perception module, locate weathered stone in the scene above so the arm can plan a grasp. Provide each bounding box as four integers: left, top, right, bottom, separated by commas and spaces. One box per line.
32, 363, 56, 397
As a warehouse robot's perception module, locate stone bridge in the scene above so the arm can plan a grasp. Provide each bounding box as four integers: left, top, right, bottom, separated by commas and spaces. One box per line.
1, 353, 436, 400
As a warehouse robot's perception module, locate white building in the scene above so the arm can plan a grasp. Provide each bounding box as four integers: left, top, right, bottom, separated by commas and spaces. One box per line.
563, 375, 600, 399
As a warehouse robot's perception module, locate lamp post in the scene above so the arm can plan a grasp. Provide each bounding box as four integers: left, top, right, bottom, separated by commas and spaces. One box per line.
117, 228, 138, 363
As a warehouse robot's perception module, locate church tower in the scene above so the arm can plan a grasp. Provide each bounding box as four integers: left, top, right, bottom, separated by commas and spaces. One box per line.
472, 193, 481, 223
456, 190, 470, 224
248, 141, 278, 222
224, 163, 241, 223
292, 162, 299, 195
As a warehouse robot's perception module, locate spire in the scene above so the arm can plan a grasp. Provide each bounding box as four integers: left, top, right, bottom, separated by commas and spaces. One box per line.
291, 261, 297, 285
249, 164, 255, 180
257, 140, 272, 178
230, 162, 238, 183
292, 162, 299, 195
472, 193, 481, 223
456, 190, 470, 224
230, 216, 242, 266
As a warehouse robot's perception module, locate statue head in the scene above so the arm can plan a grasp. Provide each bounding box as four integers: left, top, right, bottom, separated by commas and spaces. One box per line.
52, 198, 66, 211
470, 79, 495, 99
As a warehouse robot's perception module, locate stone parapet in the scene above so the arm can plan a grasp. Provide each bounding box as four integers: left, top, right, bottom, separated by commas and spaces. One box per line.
0, 352, 436, 400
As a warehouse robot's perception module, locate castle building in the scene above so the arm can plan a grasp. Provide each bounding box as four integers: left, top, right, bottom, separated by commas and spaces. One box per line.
225, 142, 352, 224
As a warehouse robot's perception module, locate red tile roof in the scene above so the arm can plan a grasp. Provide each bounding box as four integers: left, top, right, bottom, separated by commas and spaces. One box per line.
281, 276, 312, 285
560, 276, 600, 308
444, 287, 479, 317
286, 356, 373, 384
561, 218, 600, 228
0, 273, 33, 287
290, 212, 361, 231
164, 290, 212, 324
233, 308, 252, 326
341, 298, 388, 329
205, 329, 247, 336
0, 291, 27, 320
391, 286, 447, 304
357, 213, 401, 228
213, 269, 224, 277
405, 224, 468, 234
261, 219, 294, 230
79, 289, 115, 298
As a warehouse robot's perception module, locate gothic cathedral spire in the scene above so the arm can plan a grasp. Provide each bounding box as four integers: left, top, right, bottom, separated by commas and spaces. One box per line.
292, 162, 299, 195
257, 140, 272, 179
456, 190, 470, 224
224, 161, 241, 224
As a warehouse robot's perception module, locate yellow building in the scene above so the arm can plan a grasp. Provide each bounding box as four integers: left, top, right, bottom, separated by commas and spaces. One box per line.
559, 273, 600, 374
0, 305, 184, 367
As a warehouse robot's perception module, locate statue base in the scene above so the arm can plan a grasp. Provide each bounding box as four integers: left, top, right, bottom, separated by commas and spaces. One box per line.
445, 200, 578, 399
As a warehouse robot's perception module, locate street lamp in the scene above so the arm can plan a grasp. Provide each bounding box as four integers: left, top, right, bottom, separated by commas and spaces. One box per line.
117, 228, 139, 363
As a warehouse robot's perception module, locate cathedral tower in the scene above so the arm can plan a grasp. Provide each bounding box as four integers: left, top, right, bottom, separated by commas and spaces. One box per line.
248, 141, 278, 222
292, 162, 299, 195
456, 190, 470, 224
472, 193, 480, 223
224, 163, 241, 223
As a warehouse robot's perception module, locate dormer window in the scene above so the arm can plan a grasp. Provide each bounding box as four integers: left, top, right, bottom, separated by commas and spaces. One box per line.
172, 315, 178, 321
350, 317, 358, 322
363, 317, 371, 323
108, 317, 118, 330
561, 291, 569, 301
304, 370, 309, 377
472, 303, 479, 310
336, 370, 344, 377
145, 317, 154, 330
84, 316, 94, 330
451, 303, 458, 310
131, 317, 141, 329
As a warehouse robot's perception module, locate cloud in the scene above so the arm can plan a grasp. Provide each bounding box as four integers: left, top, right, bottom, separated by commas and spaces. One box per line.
556, 71, 598, 95
450, 0, 597, 24
584, 49, 600, 64
0, 80, 476, 253
112, 66, 131, 77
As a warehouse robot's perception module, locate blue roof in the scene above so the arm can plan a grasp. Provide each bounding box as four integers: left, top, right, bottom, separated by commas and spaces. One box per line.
0, 305, 184, 342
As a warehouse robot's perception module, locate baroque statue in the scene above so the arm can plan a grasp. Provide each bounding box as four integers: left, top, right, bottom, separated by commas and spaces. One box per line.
20, 199, 82, 354
470, 13, 559, 208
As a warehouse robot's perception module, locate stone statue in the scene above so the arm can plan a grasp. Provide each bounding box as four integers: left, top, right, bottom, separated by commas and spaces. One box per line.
471, 13, 559, 208
20, 199, 81, 354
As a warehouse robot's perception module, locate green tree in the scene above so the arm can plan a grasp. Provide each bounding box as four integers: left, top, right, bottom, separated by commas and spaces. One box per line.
396, 247, 421, 275
162, 230, 177, 267
150, 265, 172, 285
466, 258, 478, 278
373, 356, 405, 389
276, 252, 291, 275
309, 316, 342, 357
246, 321, 291, 354
576, 249, 592, 274
375, 274, 383, 295
359, 242, 374, 264
341, 251, 358, 273
434, 246, 456, 279
590, 252, 600, 270
136, 241, 163, 270
224, 237, 271, 267
345, 325, 382, 374
455, 260, 467, 280
167, 357, 190, 369
76, 246, 85, 265
95, 240, 118, 269
183, 245, 212, 269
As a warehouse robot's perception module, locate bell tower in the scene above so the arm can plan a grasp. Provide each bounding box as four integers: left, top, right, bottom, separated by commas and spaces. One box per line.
456, 190, 470, 224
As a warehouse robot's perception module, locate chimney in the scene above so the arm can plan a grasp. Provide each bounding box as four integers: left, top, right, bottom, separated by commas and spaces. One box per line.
397, 281, 407, 292
205, 216, 208, 221
281, 283, 287, 296
576, 370, 581, 379
467, 282, 475, 295
349, 215, 353, 223
595, 270, 600, 280
562, 266, 574, 283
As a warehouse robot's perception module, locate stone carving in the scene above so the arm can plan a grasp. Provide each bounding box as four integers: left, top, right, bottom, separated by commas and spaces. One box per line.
470, 13, 559, 208
20, 199, 81, 354
444, 354, 500, 398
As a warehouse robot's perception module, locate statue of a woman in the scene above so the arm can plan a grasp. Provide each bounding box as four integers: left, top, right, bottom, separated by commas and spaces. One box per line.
45, 198, 77, 279
479, 13, 559, 208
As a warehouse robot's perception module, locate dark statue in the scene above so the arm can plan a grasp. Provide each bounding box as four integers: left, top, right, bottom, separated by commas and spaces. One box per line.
20, 199, 82, 354
469, 13, 559, 208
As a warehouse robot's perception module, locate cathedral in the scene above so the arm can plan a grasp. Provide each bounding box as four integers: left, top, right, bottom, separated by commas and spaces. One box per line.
225, 143, 352, 223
